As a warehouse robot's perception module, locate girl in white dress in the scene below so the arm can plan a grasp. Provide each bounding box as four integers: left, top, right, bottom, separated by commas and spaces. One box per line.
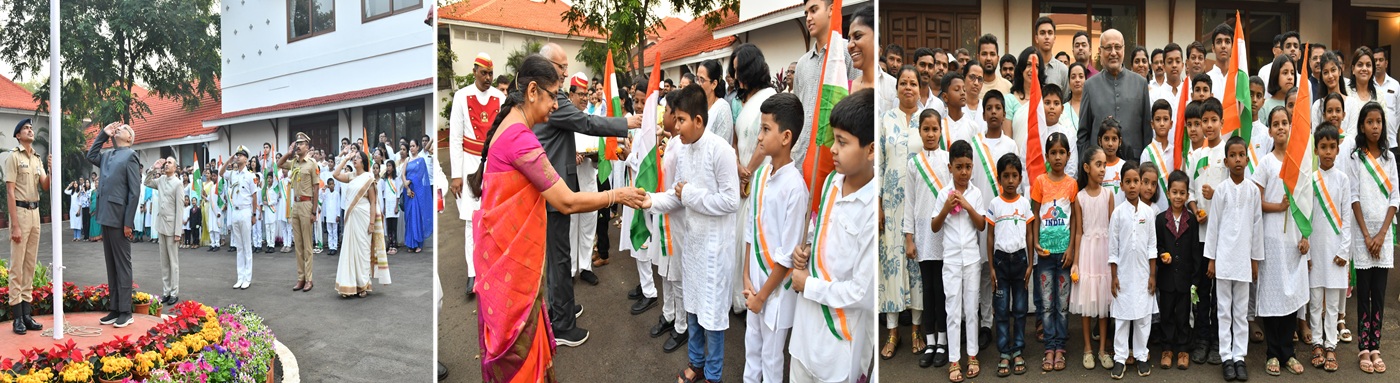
1346, 103, 1396, 373
1250, 107, 1310, 375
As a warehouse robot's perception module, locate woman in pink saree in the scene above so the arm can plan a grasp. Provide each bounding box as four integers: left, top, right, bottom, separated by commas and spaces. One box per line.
469, 54, 650, 383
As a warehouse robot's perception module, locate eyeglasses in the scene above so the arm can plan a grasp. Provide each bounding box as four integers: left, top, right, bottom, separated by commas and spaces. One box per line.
1101, 44, 1125, 52
551, 60, 568, 72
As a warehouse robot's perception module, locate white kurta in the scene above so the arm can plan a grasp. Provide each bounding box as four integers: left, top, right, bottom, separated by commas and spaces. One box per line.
1250, 154, 1311, 316
1346, 149, 1400, 269
903, 150, 949, 262
1189, 140, 1227, 243
1108, 199, 1158, 320
936, 184, 985, 267
652, 136, 686, 280
646, 130, 741, 331
745, 162, 808, 330
1203, 176, 1265, 283
1309, 166, 1353, 289
790, 174, 877, 383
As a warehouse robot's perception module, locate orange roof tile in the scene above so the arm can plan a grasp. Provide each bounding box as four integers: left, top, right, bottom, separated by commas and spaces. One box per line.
84, 83, 223, 147
0, 74, 38, 112
439, 0, 604, 39
641, 13, 738, 67
652, 17, 687, 39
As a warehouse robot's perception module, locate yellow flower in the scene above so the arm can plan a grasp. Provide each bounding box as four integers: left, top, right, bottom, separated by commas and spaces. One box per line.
182, 333, 208, 352
15, 368, 52, 383
164, 342, 189, 361
59, 361, 92, 383
132, 292, 153, 304
0, 372, 14, 383
100, 355, 133, 377
134, 351, 162, 376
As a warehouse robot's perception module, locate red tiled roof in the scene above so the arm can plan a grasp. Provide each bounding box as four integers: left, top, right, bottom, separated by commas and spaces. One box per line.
439, 0, 604, 39
84, 83, 224, 147
641, 13, 738, 67
652, 17, 687, 39
206, 78, 433, 122
0, 74, 38, 111
715, 4, 799, 30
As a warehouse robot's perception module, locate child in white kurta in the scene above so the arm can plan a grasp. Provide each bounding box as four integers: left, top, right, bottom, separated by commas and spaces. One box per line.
1203, 139, 1264, 372
742, 161, 807, 383
1345, 119, 1399, 364
932, 140, 988, 379
1108, 175, 1158, 375
1308, 148, 1352, 368
1250, 130, 1311, 369
650, 134, 688, 347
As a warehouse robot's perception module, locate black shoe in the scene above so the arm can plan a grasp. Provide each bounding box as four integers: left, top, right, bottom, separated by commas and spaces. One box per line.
329, 249, 338, 256
465, 277, 476, 298
99, 311, 121, 325
166, 296, 179, 306
1191, 341, 1209, 364
919, 349, 936, 368
208, 246, 218, 252
113, 313, 134, 328
1234, 360, 1248, 381
649, 316, 674, 338
572, 303, 583, 318
979, 327, 992, 350
933, 344, 949, 367
631, 297, 657, 315
20, 302, 42, 331
1137, 359, 1152, 376
11, 303, 25, 335
554, 326, 589, 347
1223, 360, 1237, 381
1111, 362, 1126, 379
628, 285, 643, 300
437, 361, 448, 381
663, 330, 687, 353
266, 246, 275, 253
579, 270, 599, 286
229, 246, 236, 252
1207, 347, 1223, 365
254, 246, 262, 253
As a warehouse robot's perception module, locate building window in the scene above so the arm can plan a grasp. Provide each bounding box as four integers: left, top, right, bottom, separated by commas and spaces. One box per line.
363, 0, 423, 23
289, 0, 336, 42
364, 99, 426, 158
290, 112, 340, 154
1196, 2, 1298, 73
459, 29, 501, 44
1036, 0, 1145, 67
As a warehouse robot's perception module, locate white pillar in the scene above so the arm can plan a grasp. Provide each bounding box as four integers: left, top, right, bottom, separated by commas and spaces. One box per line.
50, 0, 63, 340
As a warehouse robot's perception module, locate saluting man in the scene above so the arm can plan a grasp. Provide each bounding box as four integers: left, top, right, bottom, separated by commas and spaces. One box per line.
279, 133, 320, 292
7, 119, 50, 335
223, 147, 258, 289
143, 156, 185, 305
87, 122, 141, 328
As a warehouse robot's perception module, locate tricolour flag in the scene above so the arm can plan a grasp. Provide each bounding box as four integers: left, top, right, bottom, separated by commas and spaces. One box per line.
599, 52, 622, 183
1284, 45, 1317, 237
1025, 54, 1047, 190
1221, 12, 1253, 143
191, 152, 203, 202
801, 0, 849, 212
628, 51, 664, 249
1173, 78, 1191, 170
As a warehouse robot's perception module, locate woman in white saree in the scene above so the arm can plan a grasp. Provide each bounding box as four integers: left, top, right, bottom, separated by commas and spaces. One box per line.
334, 147, 384, 297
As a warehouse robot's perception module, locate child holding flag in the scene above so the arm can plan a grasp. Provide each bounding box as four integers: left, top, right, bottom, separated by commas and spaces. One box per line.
1250, 106, 1312, 375
789, 88, 876, 383
649, 91, 689, 353
741, 93, 809, 383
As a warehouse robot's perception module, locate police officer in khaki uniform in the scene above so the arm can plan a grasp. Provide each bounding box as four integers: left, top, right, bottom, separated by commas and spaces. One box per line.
8, 118, 50, 335
279, 132, 320, 292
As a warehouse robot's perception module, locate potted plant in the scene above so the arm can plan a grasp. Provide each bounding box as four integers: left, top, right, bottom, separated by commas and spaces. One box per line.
132, 351, 162, 381
59, 360, 92, 383
96, 355, 132, 383
132, 292, 153, 316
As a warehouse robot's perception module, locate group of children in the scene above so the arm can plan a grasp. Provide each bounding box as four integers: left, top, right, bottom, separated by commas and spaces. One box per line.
899, 69, 1394, 381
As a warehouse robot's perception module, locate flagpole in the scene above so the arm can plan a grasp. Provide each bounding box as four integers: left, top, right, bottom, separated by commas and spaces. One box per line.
50, 0, 64, 339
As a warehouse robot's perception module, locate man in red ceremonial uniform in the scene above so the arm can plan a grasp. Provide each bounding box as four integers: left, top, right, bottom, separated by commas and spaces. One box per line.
448, 52, 504, 296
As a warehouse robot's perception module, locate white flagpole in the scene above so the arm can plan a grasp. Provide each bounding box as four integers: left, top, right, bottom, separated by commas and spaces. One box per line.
50, 0, 63, 340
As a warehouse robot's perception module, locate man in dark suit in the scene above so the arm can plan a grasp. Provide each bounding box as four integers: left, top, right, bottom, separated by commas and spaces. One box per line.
536, 42, 640, 346
87, 122, 142, 327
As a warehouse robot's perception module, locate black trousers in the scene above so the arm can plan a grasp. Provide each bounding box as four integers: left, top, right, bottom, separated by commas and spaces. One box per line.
386, 217, 398, 247
545, 211, 578, 332
1355, 268, 1389, 351
1194, 265, 1218, 346
102, 225, 133, 313
80, 207, 91, 240
1262, 313, 1299, 359
920, 260, 947, 335
595, 179, 611, 259
1159, 290, 1194, 352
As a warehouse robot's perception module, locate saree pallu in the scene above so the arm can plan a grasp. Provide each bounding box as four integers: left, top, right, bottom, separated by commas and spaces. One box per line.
475, 167, 555, 383
335, 173, 376, 295
403, 157, 434, 248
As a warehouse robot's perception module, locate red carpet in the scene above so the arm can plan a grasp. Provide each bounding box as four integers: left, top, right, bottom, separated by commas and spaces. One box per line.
0, 312, 162, 359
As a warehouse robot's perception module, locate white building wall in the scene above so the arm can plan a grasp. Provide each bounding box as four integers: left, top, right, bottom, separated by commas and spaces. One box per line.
220, 0, 434, 112
447, 24, 592, 81
0, 111, 49, 176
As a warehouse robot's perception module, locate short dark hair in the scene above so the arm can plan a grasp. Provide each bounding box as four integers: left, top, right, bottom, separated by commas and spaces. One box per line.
830, 88, 874, 147
1072, 31, 1090, 44
1272, 33, 1284, 47
1267, 54, 1293, 96
913, 47, 936, 63
949, 140, 973, 161
977, 34, 998, 52
1282, 31, 1301, 45
671, 84, 709, 125
939, 71, 962, 92
1191, 72, 1213, 90
1201, 97, 1224, 118
1168, 170, 1190, 190
1151, 99, 1172, 116
1120, 160, 1140, 179
1042, 84, 1063, 101
681, 72, 696, 84
885, 44, 904, 58
983, 89, 1005, 108
1163, 42, 1182, 57
1373, 46, 1389, 60
997, 152, 1023, 177
494, 75, 510, 84
1184, 100, 1204, 120
1034, 16, 1055, 32
1150, 48, 1164, 61
999, 54, 1016, 67
1314, 121, 1340, 145
1225, 135, 1248, 153
760, 93, 804, 139
1210, 23, 1234, 43
1186, 41, 1208, 57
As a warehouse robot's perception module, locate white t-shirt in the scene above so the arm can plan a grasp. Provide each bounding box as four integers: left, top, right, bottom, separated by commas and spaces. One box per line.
986, 194, 1033, 253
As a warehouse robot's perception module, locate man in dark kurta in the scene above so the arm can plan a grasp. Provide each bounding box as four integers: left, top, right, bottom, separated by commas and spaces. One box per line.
1077, 29, 1153, 160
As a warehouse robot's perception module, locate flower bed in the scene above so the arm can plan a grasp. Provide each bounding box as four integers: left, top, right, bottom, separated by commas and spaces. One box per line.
0, 298, 278, 383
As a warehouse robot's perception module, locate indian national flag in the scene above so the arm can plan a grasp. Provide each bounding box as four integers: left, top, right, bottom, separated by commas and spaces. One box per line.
1282, 45, 1317, 236
191, 152, 203, 202
1220, 12, 1253, 144
1172, 77, 1191, 170
599, 52, 622, 183
801, 0, 849, 211
629, 51, 663, 249
1025, 54, 1047, 189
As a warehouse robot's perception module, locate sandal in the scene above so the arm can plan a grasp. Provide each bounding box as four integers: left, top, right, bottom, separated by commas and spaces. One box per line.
677, 364, 702, 383
912, 327, 927, 355
1013, 354, 1027, 375
1360, 351, 1375, 373
881, 332, 900, 360
1374, 353, 1387, 373
1324, 349, 1339, 372
1339, 319, 1354, 343
967, 357, 981, 378
1083, 352, 1096, 370
1054, 350, 1067, 371
1043, 352, 1055, 372
1266, 357, 1281, 376
1100, 353, 1113, 370
949, 362, 964, 383
1312, 345, 1326, 368
1286, 357, 1305, 375
997, 357, 1011, 377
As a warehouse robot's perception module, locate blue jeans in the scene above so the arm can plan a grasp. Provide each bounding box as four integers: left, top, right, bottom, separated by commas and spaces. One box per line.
994, 250, 1030, 356
687, 313, 725, 381
73, 228, 81, 240
1036, 252, 1071, 351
